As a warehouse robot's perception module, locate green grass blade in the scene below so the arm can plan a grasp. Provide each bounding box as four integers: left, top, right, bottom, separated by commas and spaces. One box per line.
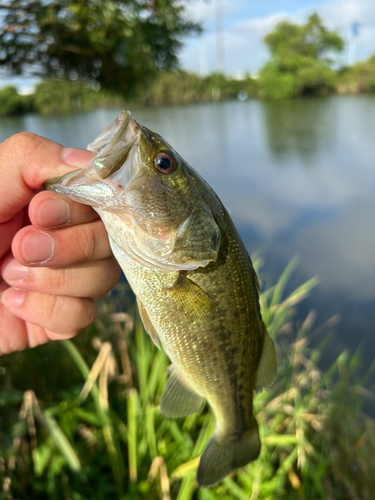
135, 318, 149, 405
270, 255, 300, 309
223, 477, 249, 500
61, 340, 102, 416
146, 404, 158, 460
127, 388, 138, 483
176, 474, 196, 500
43, 411, 81, 472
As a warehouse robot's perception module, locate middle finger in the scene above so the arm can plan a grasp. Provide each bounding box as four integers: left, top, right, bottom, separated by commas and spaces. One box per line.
29, 191, 99, 229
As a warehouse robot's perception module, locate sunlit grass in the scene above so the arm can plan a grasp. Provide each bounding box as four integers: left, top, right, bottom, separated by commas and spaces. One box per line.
1, 261, 374, 500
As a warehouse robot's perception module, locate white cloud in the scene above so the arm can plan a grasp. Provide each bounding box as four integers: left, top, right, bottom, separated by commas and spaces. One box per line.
180, 0, 375, 74
185, 0, 244, 27
180, 11, 290, 74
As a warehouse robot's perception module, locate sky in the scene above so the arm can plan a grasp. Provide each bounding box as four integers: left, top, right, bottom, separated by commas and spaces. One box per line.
1, 0, 375, 91
179, 0, 375, 76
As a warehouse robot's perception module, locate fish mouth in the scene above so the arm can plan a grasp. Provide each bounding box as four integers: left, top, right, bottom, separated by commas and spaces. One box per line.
43, 110, 140, 207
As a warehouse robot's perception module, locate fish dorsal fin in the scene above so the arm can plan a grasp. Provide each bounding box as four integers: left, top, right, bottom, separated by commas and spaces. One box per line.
136, 296, 160, 349
254, 325, 277, 392
160, 365, 204, 418
164, 273, 217, 323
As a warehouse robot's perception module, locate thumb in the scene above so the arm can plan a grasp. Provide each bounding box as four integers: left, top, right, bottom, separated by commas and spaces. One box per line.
0, 132, 94, 224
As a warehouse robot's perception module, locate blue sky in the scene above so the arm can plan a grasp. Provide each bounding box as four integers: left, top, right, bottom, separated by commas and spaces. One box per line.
1, 0, 375, 91
180, 0, 375, 75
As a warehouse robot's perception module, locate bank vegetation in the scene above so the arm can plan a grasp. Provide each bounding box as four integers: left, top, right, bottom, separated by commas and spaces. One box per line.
2, 13, 375, 116
1, 259, 374, 499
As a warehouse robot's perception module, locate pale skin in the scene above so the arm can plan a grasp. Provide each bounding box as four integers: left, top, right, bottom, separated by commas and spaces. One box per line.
0, 132, 121, 356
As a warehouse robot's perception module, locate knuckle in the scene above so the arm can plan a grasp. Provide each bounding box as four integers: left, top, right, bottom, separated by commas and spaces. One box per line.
77, 225, 97, 261
53, 268, 68, 291
109, 259, 122, 287
4, 132, 41, 159
91, 259, 121, 299
41, 294, 60, 323
42, 295, 96, 333
73, 298, 96, 329
34, 267, 67, 294
1, 133, 46, 187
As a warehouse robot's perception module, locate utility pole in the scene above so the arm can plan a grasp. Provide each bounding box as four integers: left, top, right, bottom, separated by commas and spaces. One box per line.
348, 21, 359, 65
215, 0, 225, 73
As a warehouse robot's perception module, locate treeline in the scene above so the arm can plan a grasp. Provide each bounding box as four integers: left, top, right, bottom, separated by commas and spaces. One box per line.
0, 72, 258, 116
2, 57, 375, 117
0, 81, 125, 116
3, 12, 375, 116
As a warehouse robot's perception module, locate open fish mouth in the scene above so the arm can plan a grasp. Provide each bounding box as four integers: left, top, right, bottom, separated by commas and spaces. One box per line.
44, 110, 221, 272
43, 110, 140, 209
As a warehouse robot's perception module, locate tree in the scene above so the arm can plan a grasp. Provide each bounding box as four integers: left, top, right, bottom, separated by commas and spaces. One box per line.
0, 85, 33, 115
259, 13, 345, 98
0, 0, 200, 95
336, 53, 375, 94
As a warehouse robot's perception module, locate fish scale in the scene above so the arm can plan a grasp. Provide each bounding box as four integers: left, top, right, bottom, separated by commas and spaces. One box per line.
44, 110, 278, 487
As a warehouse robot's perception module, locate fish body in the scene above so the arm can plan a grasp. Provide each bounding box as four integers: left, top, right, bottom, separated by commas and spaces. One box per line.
44, 111, 277, 487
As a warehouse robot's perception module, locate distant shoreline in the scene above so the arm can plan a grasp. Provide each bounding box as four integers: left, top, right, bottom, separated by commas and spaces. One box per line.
1, 69, 375, 117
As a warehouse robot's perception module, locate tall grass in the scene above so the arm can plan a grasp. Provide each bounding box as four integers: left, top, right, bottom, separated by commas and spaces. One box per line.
0, 262, 374, 499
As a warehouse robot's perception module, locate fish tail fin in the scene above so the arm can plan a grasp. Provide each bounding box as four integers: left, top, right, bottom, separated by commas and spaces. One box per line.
197, 423, 260, 488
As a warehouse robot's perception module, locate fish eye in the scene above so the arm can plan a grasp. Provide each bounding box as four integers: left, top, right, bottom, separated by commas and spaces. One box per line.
153, 152, 177, 175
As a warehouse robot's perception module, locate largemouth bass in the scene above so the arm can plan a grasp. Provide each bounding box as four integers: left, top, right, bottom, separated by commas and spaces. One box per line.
44, 111, 277, 487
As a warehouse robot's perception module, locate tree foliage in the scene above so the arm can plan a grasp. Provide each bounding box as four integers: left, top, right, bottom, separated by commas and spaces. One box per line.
259, 13, 345, 98
336, 53, 375, 94
0, 0, 200, 95
140, 70, 258, 105
0, 85, 33, 115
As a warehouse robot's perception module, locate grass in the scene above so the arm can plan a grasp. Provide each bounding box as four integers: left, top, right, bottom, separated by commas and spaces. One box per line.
0, 261, 374, 499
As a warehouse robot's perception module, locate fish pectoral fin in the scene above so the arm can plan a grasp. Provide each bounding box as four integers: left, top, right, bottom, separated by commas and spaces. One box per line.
164, 273, 217, 323
136, 297, 161, 349
160, 365, 204, 418
254, 325, 277, 392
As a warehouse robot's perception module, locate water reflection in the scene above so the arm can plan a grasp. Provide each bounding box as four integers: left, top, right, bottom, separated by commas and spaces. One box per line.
261, 97, 337, 166
1, 97, 374, 368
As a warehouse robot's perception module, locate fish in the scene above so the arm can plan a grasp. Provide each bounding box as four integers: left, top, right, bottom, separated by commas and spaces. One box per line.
44, 110, 277, 487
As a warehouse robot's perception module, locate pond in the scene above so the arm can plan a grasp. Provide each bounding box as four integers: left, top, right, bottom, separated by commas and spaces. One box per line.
1, 96, 374, 370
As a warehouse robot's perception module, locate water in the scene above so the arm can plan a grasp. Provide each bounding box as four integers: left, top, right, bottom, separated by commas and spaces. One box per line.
1, 96, 374, 369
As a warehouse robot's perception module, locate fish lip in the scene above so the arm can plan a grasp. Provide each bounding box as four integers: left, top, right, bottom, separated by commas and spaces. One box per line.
43, 110, 140, 193
87, 110, 132, 154
43, 176, 65, 190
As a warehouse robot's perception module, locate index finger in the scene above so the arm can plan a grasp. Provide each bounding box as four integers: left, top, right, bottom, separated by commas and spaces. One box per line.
0, 132, 94, 224
28, 191, 99, 229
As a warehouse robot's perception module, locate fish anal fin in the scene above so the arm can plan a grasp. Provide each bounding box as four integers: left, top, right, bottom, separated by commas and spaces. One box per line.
197, 424, 260, 487
255, 325, 277, 392
160, 365, 204, 418
136, 296, 160, 349
164, 273, 216, 323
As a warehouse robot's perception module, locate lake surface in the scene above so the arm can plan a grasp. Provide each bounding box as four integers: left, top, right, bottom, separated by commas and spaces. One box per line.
1, 96, 375, 370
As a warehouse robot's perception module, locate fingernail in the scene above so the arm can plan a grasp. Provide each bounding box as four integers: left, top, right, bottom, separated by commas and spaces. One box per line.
36, 198, 70, 228
21, 231, 54, 264
61, 147, 94, 166
2, 289, 25, 309
3, 259, 28, 282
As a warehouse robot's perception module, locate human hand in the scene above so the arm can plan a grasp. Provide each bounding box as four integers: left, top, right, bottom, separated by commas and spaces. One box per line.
0, 133, 121, 355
